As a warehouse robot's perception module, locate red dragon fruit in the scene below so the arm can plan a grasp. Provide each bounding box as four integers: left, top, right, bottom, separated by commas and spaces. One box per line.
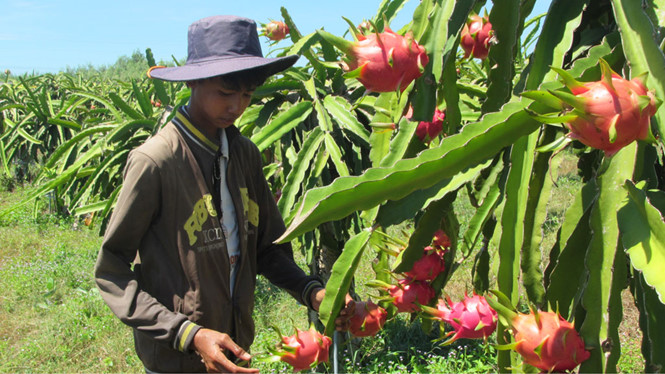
272, 326, 332, 372
548, 58, 659, 157
486, 291, 591, 372
460, 14, 494, 60
388, 278, 435, 313
348, 300, 388, 337
423, 293, 498, 344
511, 310, 591, 372
263, 20, 290, 41
404, 245, 446, 281
432, 229, 451, 249
416, 108, 446, 144
318, 27, 429, 92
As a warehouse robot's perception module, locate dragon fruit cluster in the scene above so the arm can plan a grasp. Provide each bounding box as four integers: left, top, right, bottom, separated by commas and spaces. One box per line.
384, 230, 450, 313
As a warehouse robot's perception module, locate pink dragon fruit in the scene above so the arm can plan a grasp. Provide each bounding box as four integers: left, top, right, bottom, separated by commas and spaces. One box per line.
404, 245, 446, 281
511, 310, 591, 372
486, 291, 591, 372
272, 326, 332, 372
388, 278, 435, 313
416, 108, 446, 144
263, 20, 289, 41
432, 229, 451, 249
318, 27, 429, 92
348, 300, 388, 337
460, 14, 494, 60
551, 58, 659, 157
423, 293, 498, 344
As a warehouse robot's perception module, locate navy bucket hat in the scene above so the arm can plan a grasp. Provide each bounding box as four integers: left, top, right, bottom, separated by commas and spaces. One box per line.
148, 15, 299, 82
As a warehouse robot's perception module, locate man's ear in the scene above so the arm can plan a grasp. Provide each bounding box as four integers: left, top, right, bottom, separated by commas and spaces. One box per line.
186, 80, 198, 88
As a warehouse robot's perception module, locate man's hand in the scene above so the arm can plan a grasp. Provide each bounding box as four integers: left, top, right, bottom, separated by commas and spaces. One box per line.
310, 288, 356, 331
192, 328, 259, 373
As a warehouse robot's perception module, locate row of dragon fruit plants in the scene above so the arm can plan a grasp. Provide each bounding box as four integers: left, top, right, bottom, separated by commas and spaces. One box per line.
1, 0, 665, 372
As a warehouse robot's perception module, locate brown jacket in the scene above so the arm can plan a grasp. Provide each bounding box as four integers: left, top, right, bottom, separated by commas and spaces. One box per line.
94, 111, 320, 372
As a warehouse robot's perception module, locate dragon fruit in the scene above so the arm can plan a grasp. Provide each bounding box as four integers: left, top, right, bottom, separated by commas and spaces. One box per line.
318, 27, 429, 92
273, 326, 332, 372
549, 58, 659, 157
388, 278, 435, 313
404, 245, 446, 281
460, 14, 494, 60
348, 300, 388, 337
263, 20, 289, 41
432, 229, 451, 249
511, 310, 591, 372
416, 108, 446, 144
486, 291, 590, 372
423, 293, 498, 344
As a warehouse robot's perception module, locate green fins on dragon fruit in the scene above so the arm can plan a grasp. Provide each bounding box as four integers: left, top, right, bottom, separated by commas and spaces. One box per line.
265, 325, 331, 372
486, 291, 591, 372
317, 26, 429, 92
528, 58, 660, 157
422, 292, 498, 344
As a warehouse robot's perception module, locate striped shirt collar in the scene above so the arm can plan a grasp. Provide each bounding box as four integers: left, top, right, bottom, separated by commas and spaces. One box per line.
172, 106, 220, 156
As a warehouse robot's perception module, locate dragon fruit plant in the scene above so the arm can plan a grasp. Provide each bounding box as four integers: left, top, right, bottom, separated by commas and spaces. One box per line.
460, 14, 494, 60
317, 26, 429, 92
265, 325, 332, 372
416, 108, 446, 144
487, 291, 591, 372
263, 20, 290, 41
348, 299, 388, 337
528, 58, 660, 157
422, 292, 498, 344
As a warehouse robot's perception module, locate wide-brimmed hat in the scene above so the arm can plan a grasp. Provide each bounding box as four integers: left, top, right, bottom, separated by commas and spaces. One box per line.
148, 15, 299, 82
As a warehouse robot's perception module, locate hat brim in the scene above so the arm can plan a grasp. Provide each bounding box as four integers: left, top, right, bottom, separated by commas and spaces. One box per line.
148, 55, 299, 82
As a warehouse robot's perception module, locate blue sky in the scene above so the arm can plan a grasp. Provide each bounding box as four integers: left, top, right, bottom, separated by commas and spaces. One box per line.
1, 0, 549, 75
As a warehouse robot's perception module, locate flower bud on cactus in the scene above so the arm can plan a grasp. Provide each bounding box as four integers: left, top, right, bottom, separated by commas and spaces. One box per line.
348, 299, 388, 337
460, 14, 494, 60
264, 20, 290, 41
547, 59, 660, 157
416, 108, 446, 144
423, 293, 498, 344
404, 245, 446, 281
269, 326, 332, 372
388, 278, 435, 313
317, 27, 429, 92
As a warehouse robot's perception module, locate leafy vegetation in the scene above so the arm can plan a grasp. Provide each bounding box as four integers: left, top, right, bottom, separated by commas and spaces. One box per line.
1, 0, 664, 372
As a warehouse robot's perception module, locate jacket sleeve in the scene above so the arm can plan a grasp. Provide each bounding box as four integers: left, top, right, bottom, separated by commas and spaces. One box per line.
252, 149, 323, 308
94, 150, 197, 350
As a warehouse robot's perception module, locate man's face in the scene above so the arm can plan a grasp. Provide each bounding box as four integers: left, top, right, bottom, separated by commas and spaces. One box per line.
187, 77, 253, 138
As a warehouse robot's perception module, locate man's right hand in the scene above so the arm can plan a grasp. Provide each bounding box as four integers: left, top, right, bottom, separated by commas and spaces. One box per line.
192, 328, 259, 373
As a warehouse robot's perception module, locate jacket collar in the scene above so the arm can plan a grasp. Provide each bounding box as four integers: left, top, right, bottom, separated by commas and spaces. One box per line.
173, 106, 219, 156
